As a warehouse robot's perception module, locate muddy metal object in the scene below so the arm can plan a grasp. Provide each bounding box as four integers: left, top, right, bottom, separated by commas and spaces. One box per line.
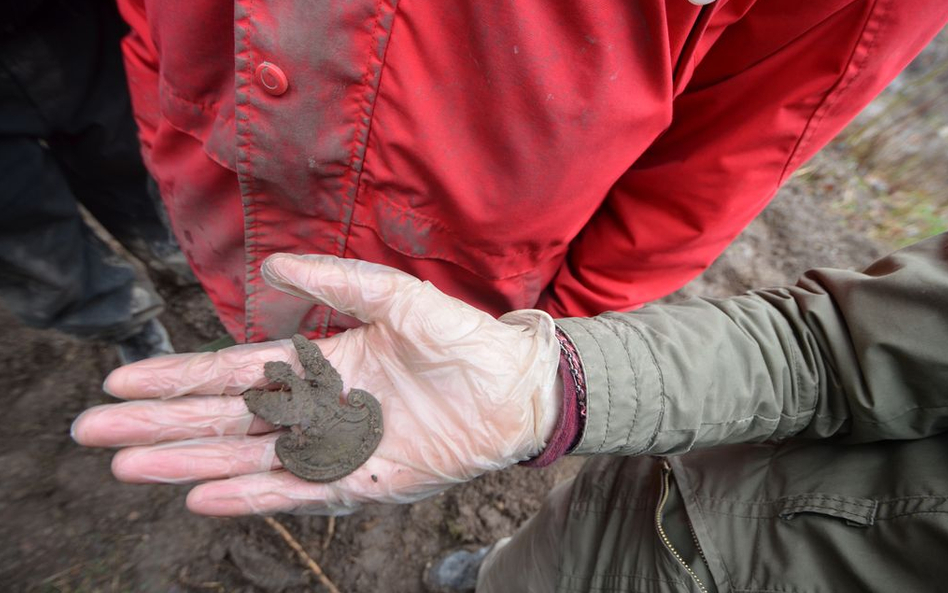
243, 335, 383, 483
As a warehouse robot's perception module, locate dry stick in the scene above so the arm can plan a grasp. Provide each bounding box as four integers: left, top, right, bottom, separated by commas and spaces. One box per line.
323, 516, 336, 550
264, 516, 342, 593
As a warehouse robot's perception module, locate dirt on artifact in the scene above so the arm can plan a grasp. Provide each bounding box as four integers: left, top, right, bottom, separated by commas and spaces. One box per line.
2, 30, 946, 593
243, 335, 383, 483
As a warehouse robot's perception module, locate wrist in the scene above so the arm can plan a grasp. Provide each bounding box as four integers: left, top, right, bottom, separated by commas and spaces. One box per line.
537, 372, 564, 446
496, 308, 563, 459
521, 327, 586, 468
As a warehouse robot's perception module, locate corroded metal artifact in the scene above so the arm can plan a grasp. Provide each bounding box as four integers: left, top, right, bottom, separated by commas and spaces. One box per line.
243, 335, 383, 482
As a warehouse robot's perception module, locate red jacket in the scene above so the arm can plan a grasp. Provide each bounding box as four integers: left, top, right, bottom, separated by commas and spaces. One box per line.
118, 0, 945, 342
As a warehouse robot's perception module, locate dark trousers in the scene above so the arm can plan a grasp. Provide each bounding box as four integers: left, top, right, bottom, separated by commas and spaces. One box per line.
0, 0, 169, 340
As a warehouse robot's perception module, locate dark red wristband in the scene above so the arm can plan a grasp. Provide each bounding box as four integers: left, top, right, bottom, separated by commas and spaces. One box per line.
521, 328, 586, 468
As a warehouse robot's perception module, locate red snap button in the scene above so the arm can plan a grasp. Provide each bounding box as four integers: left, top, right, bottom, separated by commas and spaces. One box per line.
255, 62, 288, 96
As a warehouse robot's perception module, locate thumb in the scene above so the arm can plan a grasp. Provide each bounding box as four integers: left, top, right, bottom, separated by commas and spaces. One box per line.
261, 254, 423, 324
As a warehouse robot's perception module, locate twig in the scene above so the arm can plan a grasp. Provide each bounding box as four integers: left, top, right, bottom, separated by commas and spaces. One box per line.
264, 516, 342, 593
39, 563, 84, 585
322, 516, 336, 550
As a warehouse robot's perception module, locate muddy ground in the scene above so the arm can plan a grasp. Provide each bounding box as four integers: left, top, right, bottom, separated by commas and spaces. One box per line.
2, 31, 945, 593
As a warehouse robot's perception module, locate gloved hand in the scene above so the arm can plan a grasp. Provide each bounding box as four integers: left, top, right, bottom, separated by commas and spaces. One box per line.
71, 254, 561, 516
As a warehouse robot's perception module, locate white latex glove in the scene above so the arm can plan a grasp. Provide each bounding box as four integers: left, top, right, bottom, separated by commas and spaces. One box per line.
71, 255, 561, 516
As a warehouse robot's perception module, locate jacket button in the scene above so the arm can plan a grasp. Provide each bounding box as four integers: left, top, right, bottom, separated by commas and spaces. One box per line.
255, 62, 288, 96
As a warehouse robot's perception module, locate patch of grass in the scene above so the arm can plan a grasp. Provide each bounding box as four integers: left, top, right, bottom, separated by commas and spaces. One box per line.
874, 190, 948, 248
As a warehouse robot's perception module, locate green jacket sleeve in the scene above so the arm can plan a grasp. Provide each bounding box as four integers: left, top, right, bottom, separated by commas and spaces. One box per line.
556, 232, 948, 456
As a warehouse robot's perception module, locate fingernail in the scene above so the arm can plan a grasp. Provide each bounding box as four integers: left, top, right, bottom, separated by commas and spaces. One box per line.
103, 367, 133, 398
102, 375, 115, 396
70, 412, 86, 443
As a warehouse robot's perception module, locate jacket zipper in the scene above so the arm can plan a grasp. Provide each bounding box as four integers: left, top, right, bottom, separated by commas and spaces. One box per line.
655, 459, 710, 593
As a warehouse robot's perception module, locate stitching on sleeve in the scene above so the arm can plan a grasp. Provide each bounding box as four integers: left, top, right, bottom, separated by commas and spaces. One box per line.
659, 415, 780, 429
783, 306, 805, 437
777, 291, 823, 436
624, 323, 667, 455
562, 321, 612, 454
596, 320, 644, 453
587, 319, 615, 453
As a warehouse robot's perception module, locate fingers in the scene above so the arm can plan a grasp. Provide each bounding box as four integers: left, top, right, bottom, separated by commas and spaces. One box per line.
111, 434, 281, 484
185, 459, 454, 516
261, 254, 423, 324
71, 396, 273, 447
102, 339, 302, 400
186, 470, 338, 516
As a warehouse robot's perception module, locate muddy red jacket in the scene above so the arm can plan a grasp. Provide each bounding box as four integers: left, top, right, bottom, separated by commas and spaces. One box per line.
117, 0, 944, 342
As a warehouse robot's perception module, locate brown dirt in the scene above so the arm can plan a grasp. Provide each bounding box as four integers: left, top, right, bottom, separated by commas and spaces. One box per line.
2, 29, 945, 593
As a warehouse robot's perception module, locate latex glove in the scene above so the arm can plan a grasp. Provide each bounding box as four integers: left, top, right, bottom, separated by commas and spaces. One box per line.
71, 255, 561, 516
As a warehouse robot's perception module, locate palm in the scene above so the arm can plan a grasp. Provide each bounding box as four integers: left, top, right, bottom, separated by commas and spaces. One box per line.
324, 311, 541, 483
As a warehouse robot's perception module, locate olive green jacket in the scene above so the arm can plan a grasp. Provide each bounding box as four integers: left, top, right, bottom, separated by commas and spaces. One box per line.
554, 233, 948, 592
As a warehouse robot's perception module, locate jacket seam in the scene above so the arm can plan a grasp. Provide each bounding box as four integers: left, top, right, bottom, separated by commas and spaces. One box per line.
350, 217, 560, 261
873, 495, 948, 503
778, 0, 886, 182
691, 478, 738, 591
659, 417, 779, 430
327, 0, 397, 336
560, 572, 688, 586
843, 404, 948, 425
592, 317, 643, 454
876, 511, 948, 521
235, 0, 261, 343
159, 81, 222, 113
337, 0, 397, 257
661, 407, 806, 427
592, 320, 644, 455
750, 447, 776, 590
354, 191, 568, 258
359, 186, 452, 230
782, 305, 809, 438
700, 494, 876, 507
623, 322, 667, 455
157, 110, 237, 172
584, 319, 615, 454
699, 509, 873, 521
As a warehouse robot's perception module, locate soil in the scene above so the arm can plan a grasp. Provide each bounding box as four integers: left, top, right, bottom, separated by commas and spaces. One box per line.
2, 31, 945, 592
243, 335, 383, 483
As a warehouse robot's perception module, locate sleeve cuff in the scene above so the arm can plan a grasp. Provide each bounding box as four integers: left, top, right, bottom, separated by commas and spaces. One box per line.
520, 328, 586, 468
554, 315, 666, 457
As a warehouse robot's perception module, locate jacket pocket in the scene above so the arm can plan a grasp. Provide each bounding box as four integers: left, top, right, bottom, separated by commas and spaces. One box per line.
683, 438, 948, 593
776, 493, 878, 527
